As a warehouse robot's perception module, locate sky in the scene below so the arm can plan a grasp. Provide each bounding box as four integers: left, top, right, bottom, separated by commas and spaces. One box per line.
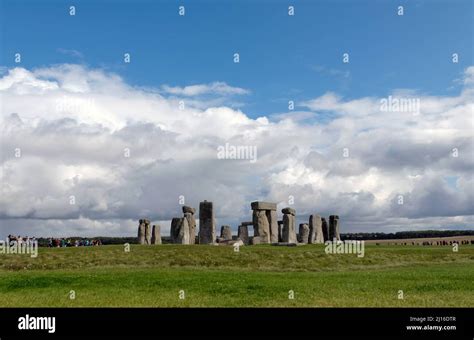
0, 0, 473, 238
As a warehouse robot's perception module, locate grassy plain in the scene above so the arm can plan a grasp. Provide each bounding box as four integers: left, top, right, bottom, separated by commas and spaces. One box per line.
0, 244, 472, 307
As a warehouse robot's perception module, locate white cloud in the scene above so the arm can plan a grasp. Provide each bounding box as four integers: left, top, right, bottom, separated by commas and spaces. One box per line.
161, 81, 249, 96
56, 48, 84, 59
463, 66, 474, 85
0, 64, 472, 238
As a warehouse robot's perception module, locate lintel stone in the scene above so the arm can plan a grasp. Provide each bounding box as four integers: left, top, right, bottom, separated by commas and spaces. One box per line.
251, 201, 277, 211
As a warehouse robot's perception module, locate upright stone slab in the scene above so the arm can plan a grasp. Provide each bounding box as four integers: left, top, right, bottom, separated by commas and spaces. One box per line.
309, 214, 324, 244
267, 210, 279, 243
137, 219, 145, 245
171, 217, 190, 244
170, 218, 180, 243
250, 201, 277, 244
237, 225, 249, 245
183, 211, 196, 245
199, 200, 216, 244
220, 225, 232, 240
321, 217, 329, 241
144, 219, 152, 245
251, 236, 262, 245
182, 206, 196, 214
282, 207, 296, 216
277, 221, 283, 242
253, 209, 271, 243
308, 217, 316, 244
282, 208, 297, 243
298, 223, 309, 244
329, 215, 340, 241
151, 224, 162, 245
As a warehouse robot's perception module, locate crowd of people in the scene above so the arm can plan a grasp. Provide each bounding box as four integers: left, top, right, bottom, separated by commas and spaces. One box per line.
6, 235, 103, 247
47, 238, 102, 247
7, 235, 37, 245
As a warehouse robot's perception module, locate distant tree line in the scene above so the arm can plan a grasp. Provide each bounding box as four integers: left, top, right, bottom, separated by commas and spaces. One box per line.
341, 230, 474, 241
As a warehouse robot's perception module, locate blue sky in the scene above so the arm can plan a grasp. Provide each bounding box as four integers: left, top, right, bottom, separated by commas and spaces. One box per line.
1, 0, 472, 118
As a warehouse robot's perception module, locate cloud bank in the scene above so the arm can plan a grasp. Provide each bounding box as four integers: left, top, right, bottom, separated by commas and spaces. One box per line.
0, 64, 472, 237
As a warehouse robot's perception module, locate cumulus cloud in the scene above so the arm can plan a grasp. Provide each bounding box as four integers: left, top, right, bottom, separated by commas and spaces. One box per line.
0, 64, 472, 238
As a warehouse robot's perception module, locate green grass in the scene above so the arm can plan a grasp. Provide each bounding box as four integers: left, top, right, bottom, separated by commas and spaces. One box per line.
0, 244, 473, 307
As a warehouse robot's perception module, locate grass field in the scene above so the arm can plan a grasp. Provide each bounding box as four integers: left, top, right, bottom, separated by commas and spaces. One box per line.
0, 244, 473, 307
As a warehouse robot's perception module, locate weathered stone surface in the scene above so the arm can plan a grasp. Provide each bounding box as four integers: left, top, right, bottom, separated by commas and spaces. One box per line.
267, 210, 279, 243
218, 239, 244, 246
282, 213, 297, 243
309, 214, 324, 244
252, 210, 271, 243
182, 205, 196, 214
240, 221, 253, 226
322, 217, 329, 241
251, 201, 277, 211
220, 225, 233, 240
278, 221, 283, 242
199, 201, 216, 244
308, 218, 316, 244
138, 220, 145, 245
232, 239, 244, 247
171, 217, 190, 244
281, 207, 296, 216
183, 212, 196, 245
250, 236, 262, 245
144, 220, 152, 245
170, 218, 180, 243
329, 215, 340, 241
151, 225, 162, 245
237, 225, 249, 245
271, 242, 298, 247
298, 223, 310, 244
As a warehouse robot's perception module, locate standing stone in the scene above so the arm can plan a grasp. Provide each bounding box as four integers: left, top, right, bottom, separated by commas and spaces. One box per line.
171, 217, 190, 244
282, 209, 297, 243
309, 214, 324, 244
298, 223, 309, 244
220, 225, 232, 240
253, 210, 271, 243
182, 206, 196, 214
199, 201, 216, 244
138, 219, 145, 245
170, 218, 180, 243
151, 225, 162, 245
322, 217, 329, 241
183, 212, 196, 245
329, 215, 340, 241
250, 236, 262, 245
144, 219, 152, 245
237, 225, 249, 245
267, 210, 279, 243
277, 221, 284, 242
281, 207, 296, 215
308, 217, 316, 244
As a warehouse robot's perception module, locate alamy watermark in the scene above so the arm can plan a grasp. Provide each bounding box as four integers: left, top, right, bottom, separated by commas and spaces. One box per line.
55, 95, 95, 114
325, 238, 365, 258
380, 95, 420, 115
0, 238, 38, 258
18, 314, 55, 334
217, 143, 257, 163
